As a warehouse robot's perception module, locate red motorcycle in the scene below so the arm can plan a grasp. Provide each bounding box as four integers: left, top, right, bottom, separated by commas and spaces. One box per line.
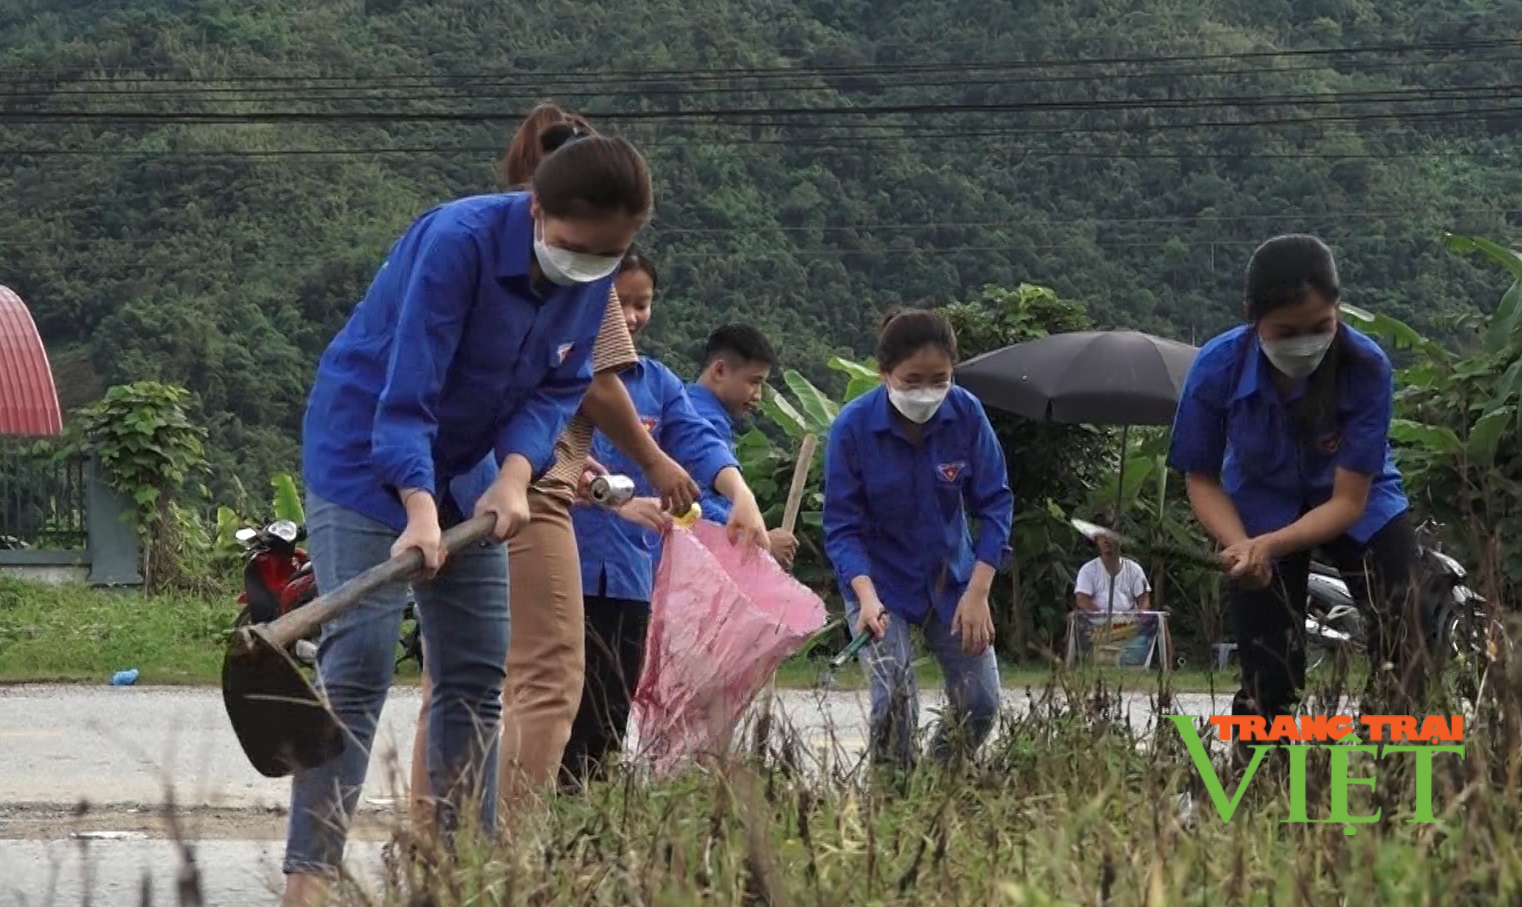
232, 519, 423, 670
233, 520, 321, 665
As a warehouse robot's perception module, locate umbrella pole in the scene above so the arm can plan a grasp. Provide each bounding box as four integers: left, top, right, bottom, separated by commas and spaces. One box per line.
1105, 425, 1129, 634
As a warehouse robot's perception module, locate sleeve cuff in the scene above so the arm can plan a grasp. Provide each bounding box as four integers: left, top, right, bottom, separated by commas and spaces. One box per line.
836, 556, 873, 590
976, 541, 1013, 571
378, 459, 436, 499
1166, 449, 1218, 474
699, 452, 740, 487
1338, 448, 1384, 475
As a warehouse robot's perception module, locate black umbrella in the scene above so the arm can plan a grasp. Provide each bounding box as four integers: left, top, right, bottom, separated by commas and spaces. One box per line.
956, 329, 1200, 630
956, 330, 1199, 427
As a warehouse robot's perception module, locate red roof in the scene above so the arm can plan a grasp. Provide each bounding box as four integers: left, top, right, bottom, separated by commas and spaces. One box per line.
0, 284, 63, 437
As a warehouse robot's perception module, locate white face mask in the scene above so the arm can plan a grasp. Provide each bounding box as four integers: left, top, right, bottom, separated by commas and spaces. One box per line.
1259, 331, 1335, 379
533, 219, 622, 286
888, 383, 951, 424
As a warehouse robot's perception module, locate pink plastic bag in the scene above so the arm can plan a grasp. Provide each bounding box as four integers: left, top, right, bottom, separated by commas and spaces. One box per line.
629, 519, 827, 776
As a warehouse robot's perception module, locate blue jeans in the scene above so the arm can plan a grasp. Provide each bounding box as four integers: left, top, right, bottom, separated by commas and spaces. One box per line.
844, 600, 1001, 771
283, 494, 510, 878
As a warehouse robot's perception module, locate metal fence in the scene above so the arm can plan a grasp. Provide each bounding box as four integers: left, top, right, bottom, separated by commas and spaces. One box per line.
0, 442, 89, 550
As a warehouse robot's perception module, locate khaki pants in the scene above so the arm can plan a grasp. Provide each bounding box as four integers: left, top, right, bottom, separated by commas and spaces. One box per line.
411, 487, 585, 823
497, 487, 584, 812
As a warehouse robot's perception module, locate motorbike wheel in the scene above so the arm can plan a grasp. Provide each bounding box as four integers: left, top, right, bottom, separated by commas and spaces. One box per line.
1432, 599, 1503, 712
1436, 604, 1480, 665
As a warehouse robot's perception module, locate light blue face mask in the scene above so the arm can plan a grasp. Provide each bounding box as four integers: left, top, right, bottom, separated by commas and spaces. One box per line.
1260, 331, 1334, 379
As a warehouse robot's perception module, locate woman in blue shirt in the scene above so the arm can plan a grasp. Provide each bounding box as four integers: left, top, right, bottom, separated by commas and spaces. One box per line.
1168, 234, 1430, 750
823, 308, 1014, 772
281, 134, 652, 904
559, 246, 771, 787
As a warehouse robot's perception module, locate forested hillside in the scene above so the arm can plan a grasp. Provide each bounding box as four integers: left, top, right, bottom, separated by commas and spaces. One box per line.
1, 0, 1520, 491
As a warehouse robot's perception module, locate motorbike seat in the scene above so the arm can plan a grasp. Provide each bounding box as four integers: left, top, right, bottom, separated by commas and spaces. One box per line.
1309, 560, 1340, 578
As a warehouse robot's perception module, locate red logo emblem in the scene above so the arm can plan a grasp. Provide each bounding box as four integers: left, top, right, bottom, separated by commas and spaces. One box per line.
1318, 432, 1342, 454
641, 417, 658, 432
556, 342, 574, 365
938, 462, 965, 482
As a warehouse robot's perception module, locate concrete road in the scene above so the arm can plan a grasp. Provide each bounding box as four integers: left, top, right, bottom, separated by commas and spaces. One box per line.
0, 684, 1234, 810
0, 683, 1234, 904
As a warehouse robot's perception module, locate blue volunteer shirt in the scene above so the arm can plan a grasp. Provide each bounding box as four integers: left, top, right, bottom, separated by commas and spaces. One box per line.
1166, 323, 1408, 546
572, 357, 739, 603
822, 385, 1015, 626
302, 191, 612, 532
684, 382, 737, 526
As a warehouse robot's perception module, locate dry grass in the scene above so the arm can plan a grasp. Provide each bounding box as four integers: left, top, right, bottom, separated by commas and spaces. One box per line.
171, 639, 1519, 906
14, 600, 1515, 905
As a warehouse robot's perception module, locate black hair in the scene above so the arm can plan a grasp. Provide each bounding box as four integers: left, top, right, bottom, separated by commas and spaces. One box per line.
532, 134, 653, 221
538, 122, 591, 156
875, 306, 958, 372
618, 243, 659, 291
1243, 234, 1351, 444
1244, 234, 1341, 319
701, 323, 778, 370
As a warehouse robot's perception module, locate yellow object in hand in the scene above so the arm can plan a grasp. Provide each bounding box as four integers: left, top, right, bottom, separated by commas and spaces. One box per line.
673, 503, 701, 529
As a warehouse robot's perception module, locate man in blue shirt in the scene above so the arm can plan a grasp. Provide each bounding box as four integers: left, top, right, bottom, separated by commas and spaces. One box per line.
1167, 234, 1429, 755
685, 324, 799, 567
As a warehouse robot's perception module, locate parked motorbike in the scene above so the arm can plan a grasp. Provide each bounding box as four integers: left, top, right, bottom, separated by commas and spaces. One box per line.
1303, 518, 1503, 672
232, 519, 320, 665
231, 518, 424, 670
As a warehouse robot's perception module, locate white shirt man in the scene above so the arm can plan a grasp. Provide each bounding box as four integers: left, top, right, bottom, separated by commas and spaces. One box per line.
1074, 537, 1152, 615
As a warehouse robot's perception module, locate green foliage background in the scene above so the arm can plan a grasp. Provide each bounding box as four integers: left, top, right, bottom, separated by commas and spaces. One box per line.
4, 1, 1522, 662
2, 0, 1521, 501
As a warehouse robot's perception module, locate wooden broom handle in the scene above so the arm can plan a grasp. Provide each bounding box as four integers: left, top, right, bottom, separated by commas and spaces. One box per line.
779, 434, 818, 535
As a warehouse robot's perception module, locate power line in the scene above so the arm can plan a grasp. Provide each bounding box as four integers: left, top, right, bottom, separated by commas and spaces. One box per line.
2, 96, 1519, 128
5, 79, 1518, 115
0, 238, 1480, 266
2, 34, 1513, 83
1, 208, 1512, 251
3, 50, 1518, 102
4, 78, 1517, 113
4, 143, 1511, 161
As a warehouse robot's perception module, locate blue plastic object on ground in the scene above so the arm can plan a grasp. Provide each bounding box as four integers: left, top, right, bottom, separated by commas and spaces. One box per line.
110, 669, 139, 686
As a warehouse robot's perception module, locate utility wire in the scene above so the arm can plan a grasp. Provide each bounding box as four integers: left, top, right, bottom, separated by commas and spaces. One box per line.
3, 50, 1518, 102
5, 80, 1519, 110
1, 34, 1513, 83
3, 101, 1517, 128
4, 144, 1512, 160
1, 208, 1512, 251
0, 238, 1483, 263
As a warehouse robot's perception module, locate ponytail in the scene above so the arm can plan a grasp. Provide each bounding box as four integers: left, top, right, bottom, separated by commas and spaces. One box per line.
498, 101, 597, 189
1290, 329, 1353, 445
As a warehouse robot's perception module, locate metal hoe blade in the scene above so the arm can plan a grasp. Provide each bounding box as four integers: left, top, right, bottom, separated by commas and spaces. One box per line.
221, 628, 343, 778
221, 514, 496, 778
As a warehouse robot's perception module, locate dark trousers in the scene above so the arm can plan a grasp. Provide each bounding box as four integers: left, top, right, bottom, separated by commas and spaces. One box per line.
1229, 511, 1433, 724
559, 595, 650, 789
